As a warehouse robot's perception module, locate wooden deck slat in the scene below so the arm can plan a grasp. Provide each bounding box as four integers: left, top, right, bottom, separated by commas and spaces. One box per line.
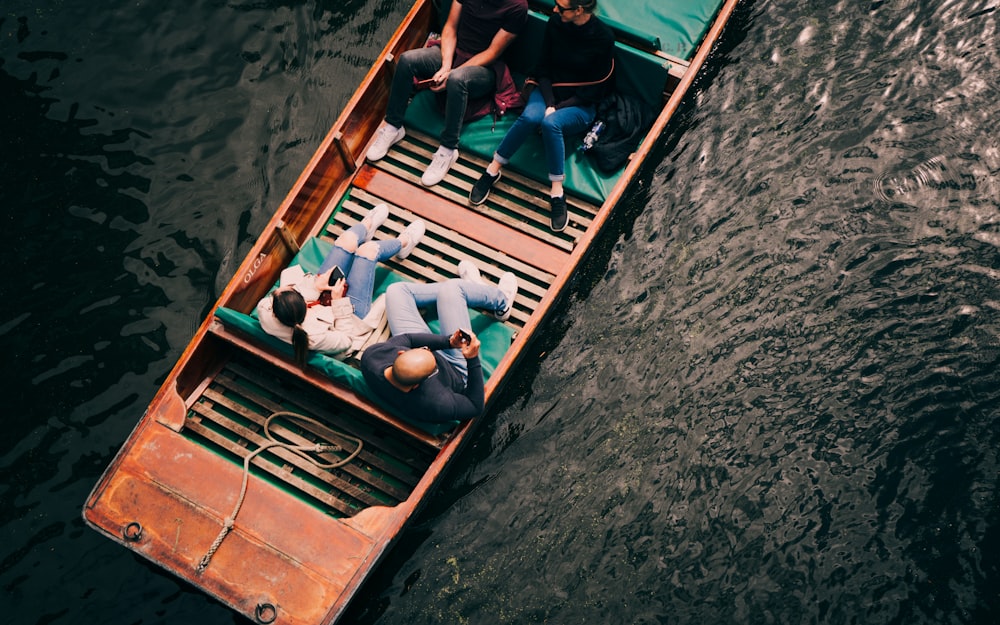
402, 140, 598, 231
189, 399, 389, 508
336, 198, 537, 326
328, 208, 536, 327
382, 147, 588, 236
400, 128, 600, 219
336, 191, 555, 293
373, 157, 581, 252
207, 376, 422, 489
354, 166, 571, 278
221, 358, 438, 467
183, 417, 360, 517
389, 131, 596, 239
206, 322, 450, 451
373, 134, 585, 236
327, 196, 548, 327
198, 386, 412, 501
333, 204, 550, 301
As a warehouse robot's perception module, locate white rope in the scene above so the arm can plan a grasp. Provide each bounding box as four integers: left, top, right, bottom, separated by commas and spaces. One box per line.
196, 411, 363, 574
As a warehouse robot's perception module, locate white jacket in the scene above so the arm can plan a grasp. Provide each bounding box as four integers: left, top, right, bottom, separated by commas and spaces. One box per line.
256, 265, 386, 361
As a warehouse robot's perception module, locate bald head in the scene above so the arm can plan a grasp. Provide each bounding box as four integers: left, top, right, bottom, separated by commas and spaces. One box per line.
391, 348, 438, 387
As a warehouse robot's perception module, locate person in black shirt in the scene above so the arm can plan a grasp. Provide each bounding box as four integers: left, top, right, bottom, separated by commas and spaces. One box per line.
469, 0, 615, 231
360, 260, 517, 423
365, 0, 528, 187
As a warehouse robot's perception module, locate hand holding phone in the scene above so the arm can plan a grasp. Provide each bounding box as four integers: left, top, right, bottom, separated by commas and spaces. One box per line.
456, 329, 471, 345
327, 265, 345, 286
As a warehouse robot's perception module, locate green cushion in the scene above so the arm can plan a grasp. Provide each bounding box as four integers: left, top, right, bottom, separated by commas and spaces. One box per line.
214, 237, 515, 435
529, 0, 724, 61
528, 1, 661, 52
404, 90, 621, 205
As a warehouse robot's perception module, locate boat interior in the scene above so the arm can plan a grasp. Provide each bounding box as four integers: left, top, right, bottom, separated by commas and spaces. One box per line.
144, 0, 726, 518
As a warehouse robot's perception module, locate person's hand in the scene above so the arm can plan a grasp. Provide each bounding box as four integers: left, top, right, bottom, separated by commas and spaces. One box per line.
449, 328, 471, 348
329, 278, 347, 298
457, 330, 480, 360
544, 106, 556, 117
429, 68, 450, 92
314, 269, 347, 298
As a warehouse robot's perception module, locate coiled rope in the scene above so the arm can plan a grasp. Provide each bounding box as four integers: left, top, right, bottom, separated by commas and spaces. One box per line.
196, 411, 363, 574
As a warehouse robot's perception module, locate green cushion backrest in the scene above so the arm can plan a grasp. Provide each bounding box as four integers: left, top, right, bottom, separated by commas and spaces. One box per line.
528, 0, 724, 61
214, 236, 515, 435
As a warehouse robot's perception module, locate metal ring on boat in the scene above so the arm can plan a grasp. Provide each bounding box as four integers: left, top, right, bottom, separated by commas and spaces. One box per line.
255, 602, 277, 624
122, 521, 143, 542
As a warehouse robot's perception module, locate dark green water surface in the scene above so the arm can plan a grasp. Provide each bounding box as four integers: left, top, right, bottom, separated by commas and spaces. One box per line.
2, 1, 998, 623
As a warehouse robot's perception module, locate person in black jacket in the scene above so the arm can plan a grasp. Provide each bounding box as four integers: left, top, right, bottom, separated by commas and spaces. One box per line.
360, 260, 517, 423
469, 0, 615, 231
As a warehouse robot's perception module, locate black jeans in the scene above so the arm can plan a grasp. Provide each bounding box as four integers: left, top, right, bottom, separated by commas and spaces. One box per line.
385, 46, 495, 150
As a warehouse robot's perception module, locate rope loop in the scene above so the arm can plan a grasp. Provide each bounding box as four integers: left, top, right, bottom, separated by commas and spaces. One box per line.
195, 411, 363, 573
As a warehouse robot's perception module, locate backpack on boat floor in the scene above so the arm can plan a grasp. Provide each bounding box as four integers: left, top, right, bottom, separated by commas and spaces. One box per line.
588, 93, 655, 173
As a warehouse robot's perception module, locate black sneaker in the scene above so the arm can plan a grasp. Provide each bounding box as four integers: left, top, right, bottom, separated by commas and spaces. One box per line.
469, 170, 500, 205
550, 195, 568, 232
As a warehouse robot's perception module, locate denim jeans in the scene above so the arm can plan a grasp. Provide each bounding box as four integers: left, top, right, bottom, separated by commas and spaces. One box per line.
318, 223, 401, 318
385, 46, 496, 150
495, 89, 596, 181
384, 279, 508, 380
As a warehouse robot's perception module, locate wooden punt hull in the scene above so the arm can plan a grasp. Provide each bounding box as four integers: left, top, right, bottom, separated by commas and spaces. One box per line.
83, 1, 741, 623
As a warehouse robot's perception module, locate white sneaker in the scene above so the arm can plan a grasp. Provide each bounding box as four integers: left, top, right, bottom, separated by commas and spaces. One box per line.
366, 124, 405, 162
494, 272, 518, 322
361, 203, 390, 242
458, 259, 484, 283
397, 219, 425, 260
421, 146, 459, 186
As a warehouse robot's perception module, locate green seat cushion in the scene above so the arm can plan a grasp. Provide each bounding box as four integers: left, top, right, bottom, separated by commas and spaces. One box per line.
529, 0, 724, 61
214, 237, 515, 435
404, 89, 622, 204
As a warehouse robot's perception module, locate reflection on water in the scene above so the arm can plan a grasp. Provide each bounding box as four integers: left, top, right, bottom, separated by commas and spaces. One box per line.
348, 1, 1000, 623
2, 0, 998, 624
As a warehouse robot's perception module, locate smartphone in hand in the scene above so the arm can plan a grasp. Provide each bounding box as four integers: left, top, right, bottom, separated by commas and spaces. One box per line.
456, 329, 471, 345
327, 265, 345, 286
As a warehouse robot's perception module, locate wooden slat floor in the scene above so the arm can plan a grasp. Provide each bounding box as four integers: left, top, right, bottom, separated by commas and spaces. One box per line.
192, 127, 606, 512
333, 129, 602, 332
183, 353, 436, 517
374, 128, 599, 252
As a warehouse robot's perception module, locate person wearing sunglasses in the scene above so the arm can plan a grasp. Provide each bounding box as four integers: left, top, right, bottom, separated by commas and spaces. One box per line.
469, 0, 615, 231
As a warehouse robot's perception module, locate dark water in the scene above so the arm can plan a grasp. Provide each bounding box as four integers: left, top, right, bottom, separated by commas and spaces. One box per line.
2, 0, 998, 623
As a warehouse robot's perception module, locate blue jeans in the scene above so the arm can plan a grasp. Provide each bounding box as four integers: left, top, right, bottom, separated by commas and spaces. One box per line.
385, 46, 495, 150
384, 279, 508, 380
318, 223, 401, 318
495, 89, 595, 181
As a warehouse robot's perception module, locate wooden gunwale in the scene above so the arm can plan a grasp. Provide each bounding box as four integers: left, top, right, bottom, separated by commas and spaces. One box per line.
82, 0, 742, 623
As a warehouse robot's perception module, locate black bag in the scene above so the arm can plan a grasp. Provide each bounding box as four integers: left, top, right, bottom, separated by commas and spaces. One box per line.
587, 93, 655, 173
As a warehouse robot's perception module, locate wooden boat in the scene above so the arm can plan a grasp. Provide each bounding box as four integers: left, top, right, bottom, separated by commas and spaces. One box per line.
83, 0, 740, 623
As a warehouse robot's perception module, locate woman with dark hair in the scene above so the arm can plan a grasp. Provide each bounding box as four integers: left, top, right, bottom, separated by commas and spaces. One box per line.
256, 203, 425, 367
468, 0, 615, 231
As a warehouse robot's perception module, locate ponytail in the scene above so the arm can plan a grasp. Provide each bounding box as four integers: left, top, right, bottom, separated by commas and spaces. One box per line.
291, 324, 309, 369
273, 289, 310, 369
